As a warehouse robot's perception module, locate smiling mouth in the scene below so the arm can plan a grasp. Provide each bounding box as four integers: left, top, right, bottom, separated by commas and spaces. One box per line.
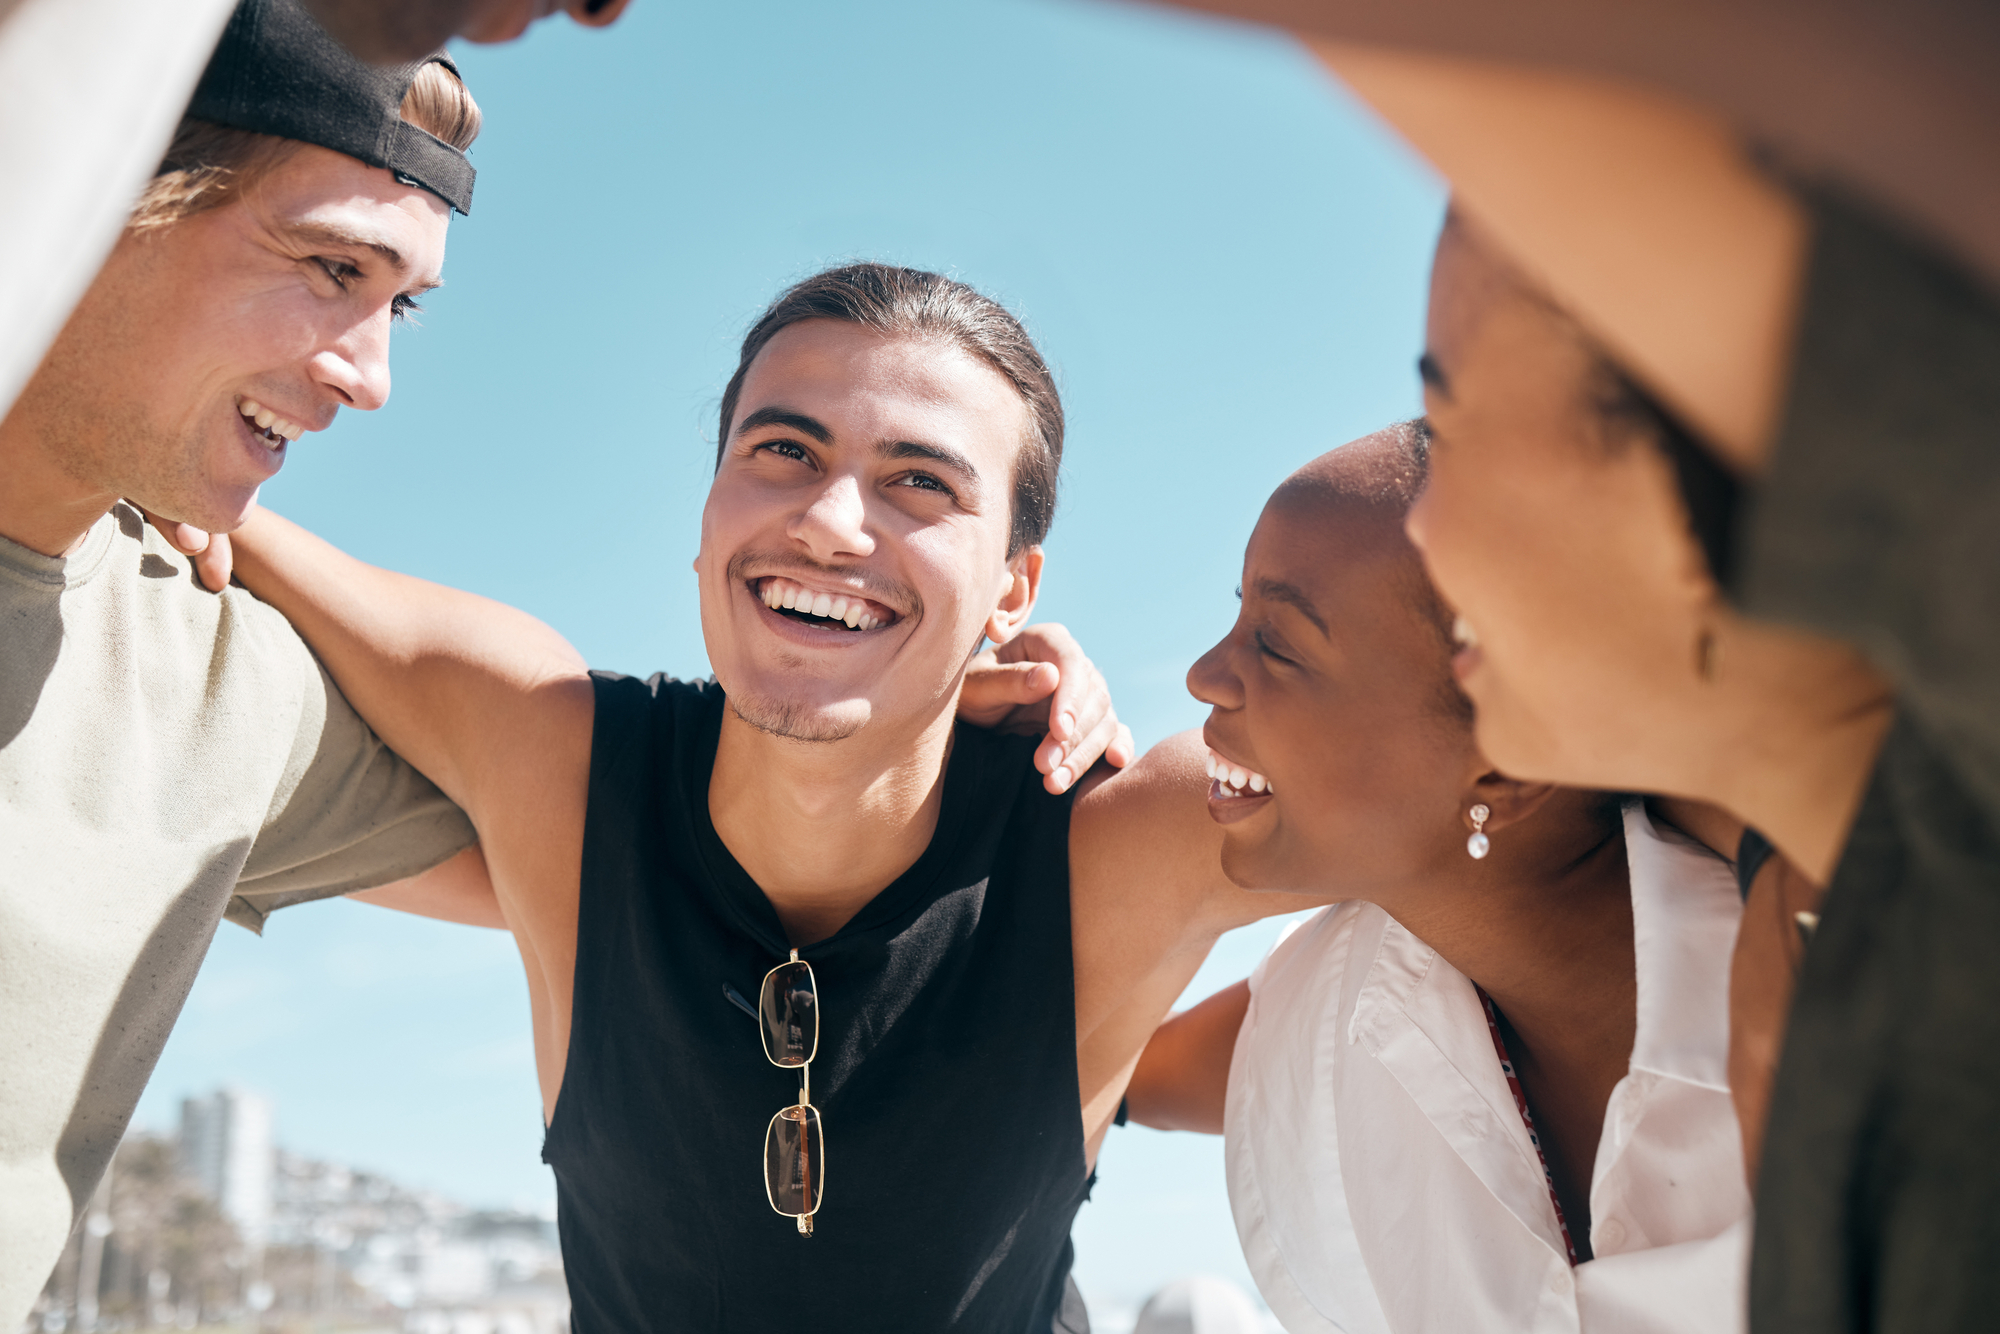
753, 575, 897, 633
237, 397, 305, 450
1205, 747, 1274, 798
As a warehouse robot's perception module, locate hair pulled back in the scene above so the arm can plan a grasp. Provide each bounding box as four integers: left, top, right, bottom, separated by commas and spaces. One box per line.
131, 60, 480, 232
717, 263, 1063, 555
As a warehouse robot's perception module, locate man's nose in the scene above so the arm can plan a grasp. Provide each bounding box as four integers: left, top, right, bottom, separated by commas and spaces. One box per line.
1187, 636, 1244, 709
309, 312, 393, 413
788, 474, 874, 561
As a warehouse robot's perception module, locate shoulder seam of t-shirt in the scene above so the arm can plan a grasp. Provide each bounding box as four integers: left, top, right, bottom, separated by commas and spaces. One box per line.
0, 506, 118, 589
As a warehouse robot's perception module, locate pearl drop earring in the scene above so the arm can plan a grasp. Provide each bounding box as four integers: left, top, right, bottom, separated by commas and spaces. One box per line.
1467, 803, 1491, 860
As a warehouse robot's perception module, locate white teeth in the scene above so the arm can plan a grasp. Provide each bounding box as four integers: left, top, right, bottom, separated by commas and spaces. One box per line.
238, 397, 304, 444
1452, 614, 1479, 648
1206, 747, 1273, 796
761, 576, 887, 630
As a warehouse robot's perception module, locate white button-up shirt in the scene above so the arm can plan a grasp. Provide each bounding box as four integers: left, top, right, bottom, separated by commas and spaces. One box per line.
1224, 801, 1750, 1334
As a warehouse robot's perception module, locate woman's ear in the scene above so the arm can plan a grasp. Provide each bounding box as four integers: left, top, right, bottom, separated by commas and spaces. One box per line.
1463, 770, 1563, 834
984, 546, 1044, 647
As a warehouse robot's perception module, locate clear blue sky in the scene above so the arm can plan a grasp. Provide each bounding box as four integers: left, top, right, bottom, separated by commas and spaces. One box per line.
135, 0, 1442, 1315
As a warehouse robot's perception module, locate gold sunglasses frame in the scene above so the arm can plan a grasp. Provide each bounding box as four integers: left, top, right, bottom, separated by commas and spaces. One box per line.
760, 949, 824, 1235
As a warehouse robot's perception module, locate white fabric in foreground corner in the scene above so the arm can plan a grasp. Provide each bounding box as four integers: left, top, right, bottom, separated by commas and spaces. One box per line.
1225, 800, 1750, 1333
0, 0, 236, 423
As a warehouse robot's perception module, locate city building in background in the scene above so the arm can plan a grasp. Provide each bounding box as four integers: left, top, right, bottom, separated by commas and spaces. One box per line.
177, 1089, 273, 1253
28, 1086, 1267, 1333
29, 1089, 566, 1334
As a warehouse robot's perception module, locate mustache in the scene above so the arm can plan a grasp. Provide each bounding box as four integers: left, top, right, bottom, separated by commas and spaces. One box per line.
724, 549, 923, 620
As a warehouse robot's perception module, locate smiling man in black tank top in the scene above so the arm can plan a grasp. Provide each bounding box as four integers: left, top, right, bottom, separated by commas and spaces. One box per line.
216, 263, 1320, 1333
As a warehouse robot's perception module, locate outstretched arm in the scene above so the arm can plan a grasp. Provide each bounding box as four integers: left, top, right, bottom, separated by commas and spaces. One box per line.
162, 518, 1128, 793
350, 844, 507, 929
1123, 981, 1250, 1135
216, 506, 593, 819
218, 505, 592, 1117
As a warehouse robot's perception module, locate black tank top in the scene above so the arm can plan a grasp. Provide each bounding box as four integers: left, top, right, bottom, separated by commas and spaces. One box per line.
544, 674, 1090, 1332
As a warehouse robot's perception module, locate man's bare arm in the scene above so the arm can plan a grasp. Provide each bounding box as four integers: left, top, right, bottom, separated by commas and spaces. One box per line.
224, 506, 593, 816
174, 515, 1129, 794
349, 844, 506, 929
1124, 980, 1250, 1135
226, 506, 592, 1117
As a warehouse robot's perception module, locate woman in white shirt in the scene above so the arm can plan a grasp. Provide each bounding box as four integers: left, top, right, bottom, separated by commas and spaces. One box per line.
1126, 423, 1749, 1333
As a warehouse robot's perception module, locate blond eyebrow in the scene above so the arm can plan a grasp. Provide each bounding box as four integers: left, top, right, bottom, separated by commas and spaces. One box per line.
285, 221, 443, 293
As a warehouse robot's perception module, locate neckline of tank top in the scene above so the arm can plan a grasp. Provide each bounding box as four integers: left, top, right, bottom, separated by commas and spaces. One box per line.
678, 695, 1015, 958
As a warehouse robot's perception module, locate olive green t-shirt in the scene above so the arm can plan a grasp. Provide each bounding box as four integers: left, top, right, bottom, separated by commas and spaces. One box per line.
1741, 186, 2000, 1334
0, 503, 474, 1326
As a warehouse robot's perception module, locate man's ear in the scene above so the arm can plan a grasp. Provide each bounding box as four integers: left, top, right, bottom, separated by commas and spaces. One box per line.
983, 546, 1044, 647
1464, 769, 1563, 834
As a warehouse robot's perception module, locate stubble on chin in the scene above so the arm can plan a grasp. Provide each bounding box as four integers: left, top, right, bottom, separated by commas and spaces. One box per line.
727, 693, 864, 745
24, 343, 219, 529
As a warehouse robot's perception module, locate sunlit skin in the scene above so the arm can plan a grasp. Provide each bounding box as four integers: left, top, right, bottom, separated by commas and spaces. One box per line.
1161, 434, 1637, 1249
1409, 211, 1892, 886
1186, 461, 1475, 898
1409, 213, 1717, 794
696, 320, 1043, 944
302, 0, 631, 62
699, 322, 1036, 752
1408, 211, 1894, 1180
1180, 0, 2000, 305
217, 317, 1310, 1173
0, 143, 447, 558
454, 0, 631, 44
1308, 42, 1808, 474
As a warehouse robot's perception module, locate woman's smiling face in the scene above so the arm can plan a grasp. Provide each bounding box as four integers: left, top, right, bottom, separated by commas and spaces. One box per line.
1405, 212, 1721, 792
1187, 431, 1488, 897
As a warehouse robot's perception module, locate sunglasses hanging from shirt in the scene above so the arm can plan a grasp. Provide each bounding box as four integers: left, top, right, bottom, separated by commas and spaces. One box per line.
759, 949, 824, 1234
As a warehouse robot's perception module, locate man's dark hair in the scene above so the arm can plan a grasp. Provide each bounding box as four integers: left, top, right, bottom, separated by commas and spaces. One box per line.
716, 264, 1063, 556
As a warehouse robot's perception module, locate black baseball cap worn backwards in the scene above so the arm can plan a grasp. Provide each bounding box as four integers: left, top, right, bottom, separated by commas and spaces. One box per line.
185, 0, 475, 215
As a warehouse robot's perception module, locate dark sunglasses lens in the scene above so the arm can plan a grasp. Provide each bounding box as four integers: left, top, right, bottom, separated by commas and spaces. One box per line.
760, 961, 817, 1067
765, 1104, 825, 1216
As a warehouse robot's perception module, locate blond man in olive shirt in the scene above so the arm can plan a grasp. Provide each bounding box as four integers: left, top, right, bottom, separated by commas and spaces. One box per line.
0, 16, 492, 1320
